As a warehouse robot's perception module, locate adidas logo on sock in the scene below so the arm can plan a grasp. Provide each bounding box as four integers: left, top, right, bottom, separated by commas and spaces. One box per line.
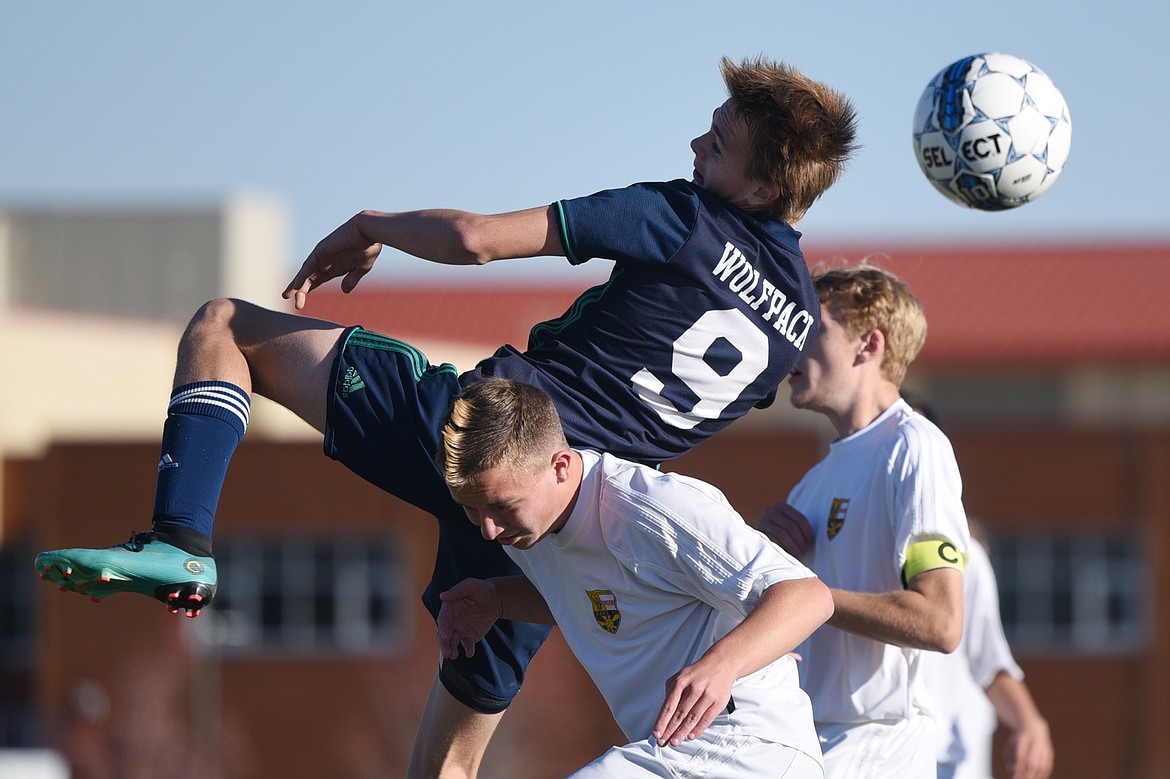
158, 453, 180, 472
342, 367, 367, 398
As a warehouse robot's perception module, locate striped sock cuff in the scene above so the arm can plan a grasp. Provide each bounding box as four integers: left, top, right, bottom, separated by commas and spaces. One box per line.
168, 381, 251, 433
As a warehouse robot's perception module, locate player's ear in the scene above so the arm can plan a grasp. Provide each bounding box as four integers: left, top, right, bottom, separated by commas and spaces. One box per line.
551, 449, 574, 483
746, 180, 781, 208
856, 328, 885, 365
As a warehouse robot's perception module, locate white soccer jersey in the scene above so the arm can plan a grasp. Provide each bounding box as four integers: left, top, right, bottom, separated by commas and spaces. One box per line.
789, 398, 971, 724
922, 541, 1024, 778
506, 449, 822, 761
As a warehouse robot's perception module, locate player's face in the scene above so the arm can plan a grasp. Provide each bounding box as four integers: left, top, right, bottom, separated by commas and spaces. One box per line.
788, 302, 865, 415
691, 100, 770, 210
450, 458, 567, 551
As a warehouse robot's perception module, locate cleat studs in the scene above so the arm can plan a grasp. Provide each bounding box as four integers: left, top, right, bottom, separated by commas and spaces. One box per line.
186, 610, 200, 618
190, 594, 203, 603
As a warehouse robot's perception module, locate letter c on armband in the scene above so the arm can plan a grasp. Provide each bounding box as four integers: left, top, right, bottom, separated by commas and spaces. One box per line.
901, 538, 967, 588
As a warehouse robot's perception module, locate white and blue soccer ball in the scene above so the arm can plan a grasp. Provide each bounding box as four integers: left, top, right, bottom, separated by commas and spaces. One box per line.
912, 52, 1072, 211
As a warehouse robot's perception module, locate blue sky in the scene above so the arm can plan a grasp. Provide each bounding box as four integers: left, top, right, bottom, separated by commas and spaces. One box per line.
2, 1, 1165, 283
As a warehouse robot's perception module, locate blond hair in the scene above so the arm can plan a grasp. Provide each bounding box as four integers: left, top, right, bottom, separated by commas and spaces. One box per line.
439, 378, 567, 492
813, 264, 926, 386
720, 55, 859, 224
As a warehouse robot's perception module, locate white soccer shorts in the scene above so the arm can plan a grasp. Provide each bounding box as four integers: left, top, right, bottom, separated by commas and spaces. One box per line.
568, 724, 823, 779
817, 714, 935, 779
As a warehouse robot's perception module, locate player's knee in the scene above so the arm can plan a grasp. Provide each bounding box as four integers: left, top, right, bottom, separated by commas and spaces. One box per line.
185, 298, 240, 336
182, 298, 263, 347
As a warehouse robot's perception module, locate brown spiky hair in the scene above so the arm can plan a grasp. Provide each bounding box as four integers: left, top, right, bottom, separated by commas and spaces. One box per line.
720, 56, 859, 224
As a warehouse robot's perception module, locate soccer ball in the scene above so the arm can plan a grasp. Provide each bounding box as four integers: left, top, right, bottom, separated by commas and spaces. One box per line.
912, 52, 1072, 210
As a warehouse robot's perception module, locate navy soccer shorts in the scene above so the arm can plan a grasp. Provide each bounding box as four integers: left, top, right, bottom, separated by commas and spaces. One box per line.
323, 326, 550, 713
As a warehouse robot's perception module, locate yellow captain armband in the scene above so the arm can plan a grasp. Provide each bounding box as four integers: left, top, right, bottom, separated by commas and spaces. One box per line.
901, 537, 967, 588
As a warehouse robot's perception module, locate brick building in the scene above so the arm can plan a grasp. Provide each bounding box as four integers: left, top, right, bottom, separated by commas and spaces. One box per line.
3, 228, 1169, 778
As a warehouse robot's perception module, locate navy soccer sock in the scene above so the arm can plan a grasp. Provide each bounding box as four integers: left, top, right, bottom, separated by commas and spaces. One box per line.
151, 381, 250, 554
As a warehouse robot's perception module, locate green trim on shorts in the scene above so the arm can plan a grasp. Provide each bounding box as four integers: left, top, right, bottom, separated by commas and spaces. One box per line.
343, 328, 459, 381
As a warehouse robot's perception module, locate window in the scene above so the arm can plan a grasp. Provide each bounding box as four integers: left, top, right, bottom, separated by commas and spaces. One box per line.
988, 529, 1145, 655
195, 536, 410, 656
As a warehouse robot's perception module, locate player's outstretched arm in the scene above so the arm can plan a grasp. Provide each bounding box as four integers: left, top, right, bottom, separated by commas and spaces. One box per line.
985, 672, 1054, 779
283, 206, 563, 309
437, 576, 555, 659
652, 576, 833, 747
828, 565, 964, 652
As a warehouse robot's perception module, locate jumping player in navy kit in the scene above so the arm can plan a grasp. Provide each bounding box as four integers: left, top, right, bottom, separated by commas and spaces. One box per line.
36, 56, 857, 778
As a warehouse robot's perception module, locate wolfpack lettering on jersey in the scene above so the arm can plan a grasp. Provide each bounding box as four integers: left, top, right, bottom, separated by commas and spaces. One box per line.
466, 180, 820, 465
711, 241, 816, 348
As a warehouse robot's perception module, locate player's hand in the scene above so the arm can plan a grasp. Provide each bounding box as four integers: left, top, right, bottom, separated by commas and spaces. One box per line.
437, 578, 502, 660
283, 213, 383, 310
757, 500, 814, 559
652, 660, 736, 747
1004, 717, 1054, 779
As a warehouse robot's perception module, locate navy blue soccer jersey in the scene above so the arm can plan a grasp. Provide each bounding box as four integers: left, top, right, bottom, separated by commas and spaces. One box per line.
465, 180, 819, 464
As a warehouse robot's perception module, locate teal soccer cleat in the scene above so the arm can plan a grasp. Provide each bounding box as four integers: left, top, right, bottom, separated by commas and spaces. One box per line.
35, 531, 217, 617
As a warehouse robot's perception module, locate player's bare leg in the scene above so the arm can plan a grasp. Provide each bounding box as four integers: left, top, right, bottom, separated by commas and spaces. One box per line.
408, 675, 505, 779
36, 299, 345, 614
174, 298, 344, 430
